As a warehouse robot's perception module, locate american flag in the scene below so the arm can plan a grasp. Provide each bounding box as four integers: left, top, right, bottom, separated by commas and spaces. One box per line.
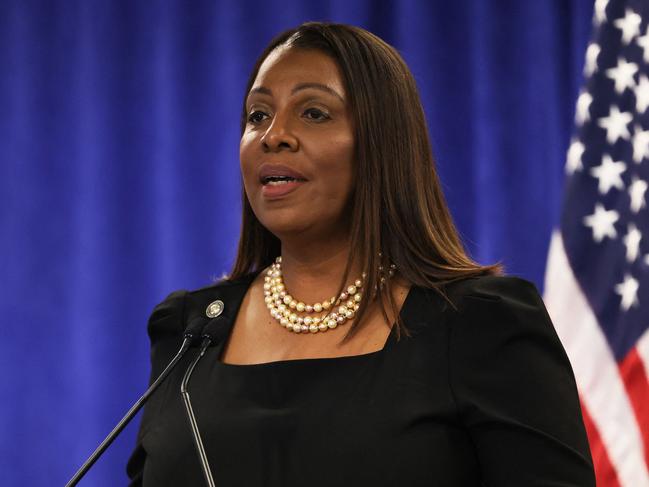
543, 0, 649, 485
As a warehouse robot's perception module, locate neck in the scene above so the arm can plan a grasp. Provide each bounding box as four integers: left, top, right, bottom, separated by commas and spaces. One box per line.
278, 238, 363, 305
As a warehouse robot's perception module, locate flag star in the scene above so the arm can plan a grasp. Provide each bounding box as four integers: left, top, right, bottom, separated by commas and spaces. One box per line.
636, 75, 649, 113
623, 223, 642, 262
598, 105, 632, 144
637, 26, 649, 63
615, 273, 639, 311
629, 177, 648, 213
584, 43, 601, 77
566, 139, 585, 174
583, 203, 619, 242
614, 8, 642, 44
576, 91, 593, 124
590, 154, 626, 194
605, 57, 638, 94
632, 126, 649, 163
594, 0, 609, 25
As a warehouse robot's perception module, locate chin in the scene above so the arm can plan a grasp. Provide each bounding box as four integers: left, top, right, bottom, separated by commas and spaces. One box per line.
260, 219, 310, 239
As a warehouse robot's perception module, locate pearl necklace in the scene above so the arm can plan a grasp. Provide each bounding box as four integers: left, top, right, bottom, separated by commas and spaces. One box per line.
263, 256, 394, 334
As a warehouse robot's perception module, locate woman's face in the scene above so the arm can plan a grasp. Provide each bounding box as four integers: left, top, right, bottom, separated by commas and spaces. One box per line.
240, 46, 355, 242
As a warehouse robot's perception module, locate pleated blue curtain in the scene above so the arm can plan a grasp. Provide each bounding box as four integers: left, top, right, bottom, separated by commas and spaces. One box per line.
0, 1, 593, 485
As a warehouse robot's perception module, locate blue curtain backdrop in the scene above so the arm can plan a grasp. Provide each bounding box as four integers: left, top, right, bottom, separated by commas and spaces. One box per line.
0, 1, 593, 485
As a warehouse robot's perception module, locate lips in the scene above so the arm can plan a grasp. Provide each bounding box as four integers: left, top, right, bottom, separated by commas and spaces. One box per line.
258, 163, 308, 185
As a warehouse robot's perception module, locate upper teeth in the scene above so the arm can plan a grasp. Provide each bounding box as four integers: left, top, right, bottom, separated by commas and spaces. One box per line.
265, 176, 297, 184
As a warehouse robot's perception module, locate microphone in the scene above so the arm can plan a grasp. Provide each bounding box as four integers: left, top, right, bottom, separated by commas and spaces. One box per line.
181, 306, 230, 487
65, 316, 209, 487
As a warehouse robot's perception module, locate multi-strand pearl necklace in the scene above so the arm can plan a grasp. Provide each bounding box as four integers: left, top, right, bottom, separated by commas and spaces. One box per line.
263, 256, 394, 334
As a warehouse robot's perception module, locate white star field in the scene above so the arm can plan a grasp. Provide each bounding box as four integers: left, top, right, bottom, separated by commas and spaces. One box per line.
567, 4, 648, 313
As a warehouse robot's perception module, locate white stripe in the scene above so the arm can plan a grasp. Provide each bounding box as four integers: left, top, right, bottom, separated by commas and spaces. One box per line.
544, 231, 649, 487
636, 329, 649, 381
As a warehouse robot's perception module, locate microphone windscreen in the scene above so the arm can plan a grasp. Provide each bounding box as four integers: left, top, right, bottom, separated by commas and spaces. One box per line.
184, 316, 209, 342
201, 316, 231, 346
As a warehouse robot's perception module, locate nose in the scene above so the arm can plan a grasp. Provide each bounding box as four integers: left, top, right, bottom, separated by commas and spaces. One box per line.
260, 113, 299, 152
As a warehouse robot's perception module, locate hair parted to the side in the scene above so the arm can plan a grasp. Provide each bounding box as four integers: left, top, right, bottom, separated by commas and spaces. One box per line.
229, 22, 501, 342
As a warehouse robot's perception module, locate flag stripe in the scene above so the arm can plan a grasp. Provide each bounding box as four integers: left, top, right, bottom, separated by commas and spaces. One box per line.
620, 346, 649, 470
637, 331, 649, 386
581, 401, 623, 487
544, 232, 649, 486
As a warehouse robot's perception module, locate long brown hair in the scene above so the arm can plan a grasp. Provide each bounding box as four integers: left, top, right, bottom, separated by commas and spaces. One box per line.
229, 22, 500, 341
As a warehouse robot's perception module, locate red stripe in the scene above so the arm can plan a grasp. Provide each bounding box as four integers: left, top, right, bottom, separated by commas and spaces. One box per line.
580, 400, 622, 487
619, 347, 649, 470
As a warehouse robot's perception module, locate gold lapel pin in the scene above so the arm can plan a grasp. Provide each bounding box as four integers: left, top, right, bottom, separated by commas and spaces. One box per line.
205, 300, 224, 318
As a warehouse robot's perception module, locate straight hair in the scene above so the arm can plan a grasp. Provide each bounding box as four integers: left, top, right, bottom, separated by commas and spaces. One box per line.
229, 22, 500, 342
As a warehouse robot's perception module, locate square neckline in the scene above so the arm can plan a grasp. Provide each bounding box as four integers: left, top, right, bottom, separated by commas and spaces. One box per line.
213, 272, 414, 369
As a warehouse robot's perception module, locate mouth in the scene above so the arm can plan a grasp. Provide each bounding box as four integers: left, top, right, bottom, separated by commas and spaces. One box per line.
261, 175, 307, 186
260, 176, 307, 200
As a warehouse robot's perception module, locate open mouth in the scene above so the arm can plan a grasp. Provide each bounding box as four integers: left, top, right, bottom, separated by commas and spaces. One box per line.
261, 176, 306, 186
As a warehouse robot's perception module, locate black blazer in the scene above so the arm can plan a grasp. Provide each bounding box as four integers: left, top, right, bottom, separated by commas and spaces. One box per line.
127, 273, 595, 486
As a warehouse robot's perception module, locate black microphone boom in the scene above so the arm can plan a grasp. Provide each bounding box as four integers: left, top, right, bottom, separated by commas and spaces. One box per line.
65, 316, 209, 487
181, 314, 231, 487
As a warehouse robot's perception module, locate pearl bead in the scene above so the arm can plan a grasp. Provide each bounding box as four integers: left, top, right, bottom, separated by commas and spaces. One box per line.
262, 256, 393, 335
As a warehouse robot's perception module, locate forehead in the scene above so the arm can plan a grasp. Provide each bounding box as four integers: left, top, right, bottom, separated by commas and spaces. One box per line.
250, 46, 346, 97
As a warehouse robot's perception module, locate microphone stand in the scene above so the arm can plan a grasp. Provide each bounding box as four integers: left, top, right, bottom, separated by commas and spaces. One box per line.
65, 318, 207, 487
181, 336, 217, 487
180, 315, 228, 487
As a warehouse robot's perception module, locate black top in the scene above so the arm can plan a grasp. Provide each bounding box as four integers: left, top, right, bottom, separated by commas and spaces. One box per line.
126, 273, 595, 486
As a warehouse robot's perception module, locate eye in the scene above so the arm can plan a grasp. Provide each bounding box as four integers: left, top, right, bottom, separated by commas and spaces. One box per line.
303, 108, 330, 122
247, 110, 269, 124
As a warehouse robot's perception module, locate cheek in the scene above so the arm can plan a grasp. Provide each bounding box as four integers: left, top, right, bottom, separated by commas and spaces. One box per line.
314, 135, 355, 191
239, 134, 258, 191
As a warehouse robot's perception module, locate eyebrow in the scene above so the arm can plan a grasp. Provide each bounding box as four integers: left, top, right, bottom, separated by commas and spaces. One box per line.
247, 83, 345, 103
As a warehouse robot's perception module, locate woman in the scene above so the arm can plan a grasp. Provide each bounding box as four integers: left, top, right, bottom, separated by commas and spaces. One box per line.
127, 22, 595, 486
